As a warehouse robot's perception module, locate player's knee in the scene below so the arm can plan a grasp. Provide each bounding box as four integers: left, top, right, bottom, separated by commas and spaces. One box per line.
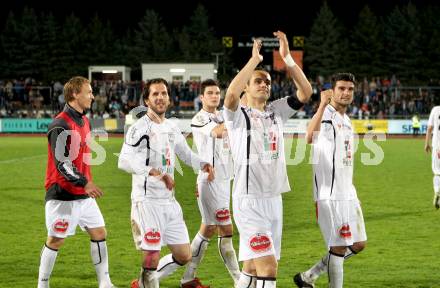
88, 226, 107, 241
242, 260, 256, 275
258, 262, 277, 277
218, 224, 233, 236
254, 256, 278, 277
352, 241, 366, 253
173, 251, 192, 265
143, 250, 160, 268
46, 236, 65, 250
330, 246, 347, 256
203, 225, 217, 238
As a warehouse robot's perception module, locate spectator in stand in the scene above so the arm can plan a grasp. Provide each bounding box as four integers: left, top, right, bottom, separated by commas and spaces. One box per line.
193, 93, 202, 112
53, 81, 64, 97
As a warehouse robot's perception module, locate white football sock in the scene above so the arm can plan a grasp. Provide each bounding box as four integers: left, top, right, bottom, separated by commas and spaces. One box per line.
218, 235, 240, 283
305, 253, 329, 281
38, 244, 58, 288
137, 268, 159, 288
181, 232, 209, 283
344, 246, 358, 260
256, 276, 276, 288
236, 271, 256, 288
306, 246, 357, 282
328, 251, 344, 288
434, 175, 440, 193
156, 254, 184, 281
90, 240, 113, 288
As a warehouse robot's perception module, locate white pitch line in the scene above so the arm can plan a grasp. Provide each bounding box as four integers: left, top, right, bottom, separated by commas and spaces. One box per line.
0, 154, 46, 164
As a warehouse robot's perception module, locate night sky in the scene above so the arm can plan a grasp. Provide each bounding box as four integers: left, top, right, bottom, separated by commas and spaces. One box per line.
2, 0, 439, 37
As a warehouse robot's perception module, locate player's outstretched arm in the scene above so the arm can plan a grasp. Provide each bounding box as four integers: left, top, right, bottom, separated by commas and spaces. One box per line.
224, 39, 263, 112
274, 30, 312, 103
306, 89, 332, 144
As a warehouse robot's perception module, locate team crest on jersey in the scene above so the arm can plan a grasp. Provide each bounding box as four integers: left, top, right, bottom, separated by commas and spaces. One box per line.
53, 219, 69, 233
339, 224, 352, 239
248, 233, 272, 253
210, 113, 224, 124
195, 114, 207, 125
144, 229, 161, 245
168, 132, 175, 144
129, 127, 137, 141
215, 208, 230, 222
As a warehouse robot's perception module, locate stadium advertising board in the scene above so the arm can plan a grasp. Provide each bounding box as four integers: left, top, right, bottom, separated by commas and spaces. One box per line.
352, 120, 388, 134
1, 118, 52, 132
283, 119, 308, 134
104, 119, 118, 131
387, 120, 428, 134
0, 118, 430, 135
167, 119, 310, 135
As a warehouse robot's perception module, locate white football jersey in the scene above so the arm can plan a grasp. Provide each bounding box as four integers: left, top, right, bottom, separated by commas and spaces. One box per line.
191, 109, 233, 181
312, 105, 357, 201
428, 106, 440, 174
224, 97, 297, 198
118, 115, 205, 202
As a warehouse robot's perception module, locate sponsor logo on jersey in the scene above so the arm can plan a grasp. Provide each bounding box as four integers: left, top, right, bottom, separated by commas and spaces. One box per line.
339, 224, 352, 238
144, 229, 161, 245
162, 146, 171, 166
263, 131, 277, 152
53, 219, 69, 233
160, 146, 173, 174
248, 233, 271, 253
259, 151, 279, 161
215, 208, 230, 222
343, 137, 353, 166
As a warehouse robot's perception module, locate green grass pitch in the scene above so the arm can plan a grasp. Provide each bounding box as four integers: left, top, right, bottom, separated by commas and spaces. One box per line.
0, 135, 437, 287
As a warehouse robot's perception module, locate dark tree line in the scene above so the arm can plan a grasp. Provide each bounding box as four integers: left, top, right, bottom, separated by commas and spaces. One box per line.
304, 2, 440, 83
0, 4, 225, 83
1, 3, 439, 84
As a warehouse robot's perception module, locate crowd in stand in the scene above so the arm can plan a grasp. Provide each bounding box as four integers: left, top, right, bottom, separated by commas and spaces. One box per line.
347, 76, 440, 119
0, 76, 439, 119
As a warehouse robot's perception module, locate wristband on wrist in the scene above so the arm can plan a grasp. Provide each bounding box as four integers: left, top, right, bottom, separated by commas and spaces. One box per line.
283, 54, 296, 68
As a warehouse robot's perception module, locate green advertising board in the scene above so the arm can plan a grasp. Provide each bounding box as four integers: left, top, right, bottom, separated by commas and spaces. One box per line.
1, 118, 52, 132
